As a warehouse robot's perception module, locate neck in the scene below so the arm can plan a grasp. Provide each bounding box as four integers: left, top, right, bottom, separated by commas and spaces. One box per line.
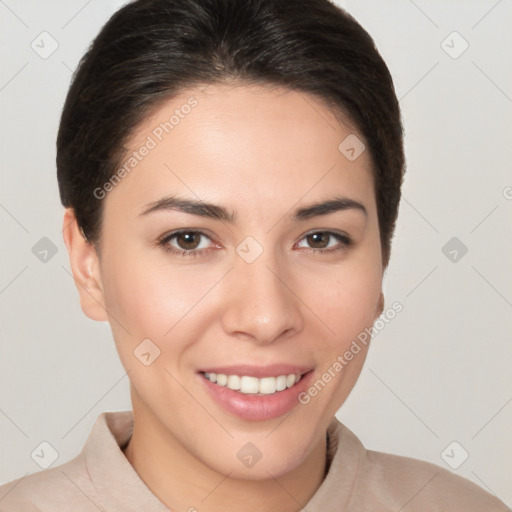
123, 399, 328, 512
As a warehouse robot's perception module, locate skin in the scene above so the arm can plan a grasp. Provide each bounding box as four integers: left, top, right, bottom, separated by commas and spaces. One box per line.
63, 82, 385, 511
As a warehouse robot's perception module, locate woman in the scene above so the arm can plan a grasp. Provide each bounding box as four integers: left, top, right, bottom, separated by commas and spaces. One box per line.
0, 0, 508, 510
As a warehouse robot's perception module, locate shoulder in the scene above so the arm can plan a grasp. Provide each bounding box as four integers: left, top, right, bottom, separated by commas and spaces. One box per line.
328, 421, 509, 511
361, 448, 509, 511
0, 411, 138, 511
0, 453, 100, 511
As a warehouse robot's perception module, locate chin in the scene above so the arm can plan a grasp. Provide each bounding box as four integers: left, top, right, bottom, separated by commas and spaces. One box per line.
200, 422, 321, 480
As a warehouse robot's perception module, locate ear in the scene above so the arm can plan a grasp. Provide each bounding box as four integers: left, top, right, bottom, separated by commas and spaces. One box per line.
62, 208, 108, 322
375, 291, 384, 319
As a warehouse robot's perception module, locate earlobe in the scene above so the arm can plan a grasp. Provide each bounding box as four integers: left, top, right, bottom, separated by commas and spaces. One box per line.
62, 208, 108, 322
375, 292, 384, 318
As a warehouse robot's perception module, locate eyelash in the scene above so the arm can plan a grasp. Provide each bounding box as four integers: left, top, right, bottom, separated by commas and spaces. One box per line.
157, 229, 353, 259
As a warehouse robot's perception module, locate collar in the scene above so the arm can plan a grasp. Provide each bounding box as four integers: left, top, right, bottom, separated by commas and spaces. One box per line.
84, 410, 363, 510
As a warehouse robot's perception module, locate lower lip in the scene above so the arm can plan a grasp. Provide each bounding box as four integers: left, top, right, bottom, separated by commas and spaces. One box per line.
198, 371, 314, 421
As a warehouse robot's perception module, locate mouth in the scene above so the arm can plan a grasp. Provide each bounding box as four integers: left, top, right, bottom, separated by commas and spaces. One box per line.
196, 364, 315, 421
200, 370, 308, 396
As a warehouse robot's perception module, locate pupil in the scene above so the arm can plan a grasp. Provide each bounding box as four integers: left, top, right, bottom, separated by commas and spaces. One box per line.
179, 232, 199, 250
308, 233, 327, 248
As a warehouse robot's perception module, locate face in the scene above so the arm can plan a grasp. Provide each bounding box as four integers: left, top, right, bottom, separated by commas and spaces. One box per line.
71, 83, 383, 479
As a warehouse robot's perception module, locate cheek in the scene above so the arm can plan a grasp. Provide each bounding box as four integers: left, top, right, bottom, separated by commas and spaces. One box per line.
307, 258, 382, 346
302, 268, 380, 411
307, 250, 382, 403
100, 255, 223, 348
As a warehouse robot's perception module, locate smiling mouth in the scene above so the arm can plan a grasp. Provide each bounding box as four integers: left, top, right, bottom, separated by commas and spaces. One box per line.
200, 371, 310, 396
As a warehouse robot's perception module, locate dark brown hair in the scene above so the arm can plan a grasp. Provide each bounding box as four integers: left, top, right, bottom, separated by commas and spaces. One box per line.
57, 0, 405, 267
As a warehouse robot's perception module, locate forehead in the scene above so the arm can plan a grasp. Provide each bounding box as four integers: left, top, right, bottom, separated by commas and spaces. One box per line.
106, 83, 376, 221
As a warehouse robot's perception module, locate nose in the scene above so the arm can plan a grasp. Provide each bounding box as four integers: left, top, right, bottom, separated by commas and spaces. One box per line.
220, 249, 304, 345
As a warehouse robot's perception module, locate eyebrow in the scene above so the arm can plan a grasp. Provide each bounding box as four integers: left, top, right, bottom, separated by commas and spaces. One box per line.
140, 194, 367, 222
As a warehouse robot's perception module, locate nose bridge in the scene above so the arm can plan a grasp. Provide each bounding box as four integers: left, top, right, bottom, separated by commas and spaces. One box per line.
221, 243, 303, 343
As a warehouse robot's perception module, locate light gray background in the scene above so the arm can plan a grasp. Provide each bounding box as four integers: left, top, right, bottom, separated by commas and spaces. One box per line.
1, 0, 511, 506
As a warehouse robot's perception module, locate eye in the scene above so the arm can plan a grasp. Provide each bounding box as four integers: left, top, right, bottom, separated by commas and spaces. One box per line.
296, 231, 352, 253
157, 229, 352, 258
158, 230, 215, 257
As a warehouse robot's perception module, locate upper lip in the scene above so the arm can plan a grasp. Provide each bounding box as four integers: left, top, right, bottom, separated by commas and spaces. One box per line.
198, 364, 313, 378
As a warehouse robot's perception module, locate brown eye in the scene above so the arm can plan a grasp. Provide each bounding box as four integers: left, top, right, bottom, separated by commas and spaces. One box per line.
296, 231, 352, 253
158, 230, 214, 257
306, 232, 330, 249
174, 232, 202, 250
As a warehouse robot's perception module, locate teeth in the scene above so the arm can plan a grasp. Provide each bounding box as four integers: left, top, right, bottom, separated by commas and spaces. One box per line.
258, 377, 276, 394
275, 375, 287, 391
241, 376, 260, 394
203, 372, 303, 395
227, 374, 241, 390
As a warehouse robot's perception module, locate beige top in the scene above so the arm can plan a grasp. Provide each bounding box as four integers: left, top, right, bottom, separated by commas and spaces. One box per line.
0, 411, 508, 511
